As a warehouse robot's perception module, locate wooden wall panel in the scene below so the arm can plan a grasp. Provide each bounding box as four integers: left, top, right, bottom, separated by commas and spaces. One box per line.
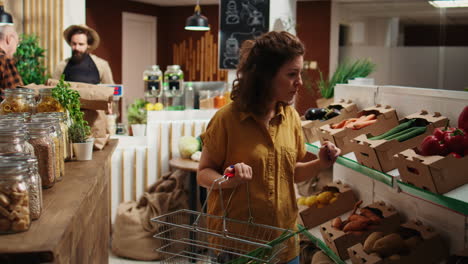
23, 0, 63, 76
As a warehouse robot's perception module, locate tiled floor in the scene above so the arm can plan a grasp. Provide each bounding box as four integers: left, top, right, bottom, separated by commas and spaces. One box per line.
109, 250, 161, 264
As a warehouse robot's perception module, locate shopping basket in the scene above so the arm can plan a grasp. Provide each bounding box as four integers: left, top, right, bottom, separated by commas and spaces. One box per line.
152, 173, 303, 263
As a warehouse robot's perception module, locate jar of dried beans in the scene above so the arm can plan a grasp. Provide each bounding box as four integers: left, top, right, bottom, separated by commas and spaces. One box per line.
26, 124, 56, 188
0, 162, 31, 234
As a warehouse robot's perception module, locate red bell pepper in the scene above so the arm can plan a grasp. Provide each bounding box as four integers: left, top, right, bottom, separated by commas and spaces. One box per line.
444, 128, 466, 156
458, 106, 468, 132
420, 135, 449, 156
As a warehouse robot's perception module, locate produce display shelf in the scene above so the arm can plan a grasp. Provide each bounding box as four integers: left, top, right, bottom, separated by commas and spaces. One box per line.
305, 142, 468, 216
305, 143, 393, 187
299, 224, 347, 264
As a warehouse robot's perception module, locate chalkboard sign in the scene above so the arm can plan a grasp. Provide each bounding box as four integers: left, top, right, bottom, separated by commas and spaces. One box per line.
219, 0, 269, 69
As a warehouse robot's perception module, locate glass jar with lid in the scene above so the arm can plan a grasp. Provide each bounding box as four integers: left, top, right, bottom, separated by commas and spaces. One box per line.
0, 88, 31, 115
0, 153, 42, 220
164, 65, 184, 97
0, 127, 34, 155
3, 112, 31, 122
37, 88, 64, 113
26, 123, 56, 188
33, 112, 70, 160
0, 162, 31, 234
16, 88, 36, 114
30, 119, 64, 182
143, 65, 163, 98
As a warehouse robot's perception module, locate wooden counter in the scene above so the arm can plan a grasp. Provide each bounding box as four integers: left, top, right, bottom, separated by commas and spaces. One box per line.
0, 139, 118, 264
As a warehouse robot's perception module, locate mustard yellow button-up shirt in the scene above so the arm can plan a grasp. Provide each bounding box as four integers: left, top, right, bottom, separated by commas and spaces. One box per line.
200, 102, 306, 262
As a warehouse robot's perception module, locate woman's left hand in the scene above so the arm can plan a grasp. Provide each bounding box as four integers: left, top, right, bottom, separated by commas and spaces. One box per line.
318, 141, 341, 169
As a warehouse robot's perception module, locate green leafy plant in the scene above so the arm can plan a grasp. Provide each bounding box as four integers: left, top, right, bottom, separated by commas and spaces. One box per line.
127, 99, 148, 125
51, 76, 91, 143
317, 58, 376, 99
14, 34, 50, 85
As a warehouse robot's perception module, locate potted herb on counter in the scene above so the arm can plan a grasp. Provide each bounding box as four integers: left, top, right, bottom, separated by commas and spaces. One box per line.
127, 99, 148, 136
52, 76, 92, 160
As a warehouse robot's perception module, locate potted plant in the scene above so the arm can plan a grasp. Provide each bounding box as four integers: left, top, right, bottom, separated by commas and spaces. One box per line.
14, 34, 50, 85
52, 76, 92, 160
127, 99, 148, 136
316, 58, 376, 107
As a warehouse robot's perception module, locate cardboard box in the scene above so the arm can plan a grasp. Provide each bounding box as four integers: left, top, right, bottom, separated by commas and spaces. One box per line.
317, 105, 399, 155
394, 148, 468, 194
319, 201, 401, 260
347, 220, 448, 264
298, 181, 357, 229
301, 99, 359, 143
350, 111, 448, 173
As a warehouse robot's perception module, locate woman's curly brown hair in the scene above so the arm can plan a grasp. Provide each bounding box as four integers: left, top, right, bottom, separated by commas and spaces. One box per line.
231, 31, 305, 116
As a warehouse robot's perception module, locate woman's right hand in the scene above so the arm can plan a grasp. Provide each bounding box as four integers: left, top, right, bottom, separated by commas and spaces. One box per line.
223, 162, 253, 186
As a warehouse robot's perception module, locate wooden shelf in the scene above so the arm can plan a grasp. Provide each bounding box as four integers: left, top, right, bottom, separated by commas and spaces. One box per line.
0, 139, 118, 263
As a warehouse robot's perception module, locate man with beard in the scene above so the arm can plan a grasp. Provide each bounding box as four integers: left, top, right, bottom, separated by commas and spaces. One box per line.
52, 24, 114, 84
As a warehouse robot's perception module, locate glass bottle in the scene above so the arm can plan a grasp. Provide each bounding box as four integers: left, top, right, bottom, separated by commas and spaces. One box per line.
0, 88, 31, 115
26, 124, 56, 188
164, 65, 184, 97
184, 82, 195, 110
30, 119, 64, 182
37, 88, 64, 113
33, 112, 70, 160
0, 153, 42, 220
0, 127, 33, 155
0, 162, 31, 234
143, 65, 163, 98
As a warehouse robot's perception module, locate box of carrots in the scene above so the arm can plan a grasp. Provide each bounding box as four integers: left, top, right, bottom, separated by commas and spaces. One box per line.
320, 201, 401, 260
316, 105, 399, 154
347, 220, 448, 264
349, 110, 448, 173
301, 99, 359, 143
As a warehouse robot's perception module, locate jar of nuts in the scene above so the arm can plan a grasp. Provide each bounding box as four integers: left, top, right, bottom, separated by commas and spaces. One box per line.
0, 153, 43, 221
0, 162, 31, 234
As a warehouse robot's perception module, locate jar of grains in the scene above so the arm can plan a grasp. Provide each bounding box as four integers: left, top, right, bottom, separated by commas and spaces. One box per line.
16, 88, 37, 114
31, 118, 64, 181
0, 89, 31, 115
26, 124, 56, 188
33, 112, 70, 160
0, 162, 31, 234
0, 153, 42, 220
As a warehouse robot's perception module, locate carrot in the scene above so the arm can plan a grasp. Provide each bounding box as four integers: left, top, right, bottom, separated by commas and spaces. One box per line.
331, 120, 347, 129
344, 119, 359, 128
348, 214, 370, 222
352, 119, 378, 130
360, 208, 382, 224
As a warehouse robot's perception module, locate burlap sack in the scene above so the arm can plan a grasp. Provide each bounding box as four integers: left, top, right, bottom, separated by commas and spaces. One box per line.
46, 79, 114, 150
111, 170, 189, 261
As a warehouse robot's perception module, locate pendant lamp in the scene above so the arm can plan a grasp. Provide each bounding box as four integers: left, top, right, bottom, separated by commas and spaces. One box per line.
0, 2, 13, 26
185, 0, 210, 31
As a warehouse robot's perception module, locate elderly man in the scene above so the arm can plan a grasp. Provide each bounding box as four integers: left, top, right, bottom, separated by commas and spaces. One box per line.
53, 24, 114, 84
0, 25, 23, 99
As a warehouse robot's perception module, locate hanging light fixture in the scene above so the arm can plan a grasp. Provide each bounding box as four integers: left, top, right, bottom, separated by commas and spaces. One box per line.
0, 2, 13, 26
429, 0, 468, 8
185, 0, 210, 31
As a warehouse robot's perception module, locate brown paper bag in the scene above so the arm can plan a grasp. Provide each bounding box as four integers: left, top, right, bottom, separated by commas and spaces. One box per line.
111, 170, 189, 261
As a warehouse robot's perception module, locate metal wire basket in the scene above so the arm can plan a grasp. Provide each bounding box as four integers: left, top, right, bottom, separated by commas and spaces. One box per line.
152, 174, 297, 263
